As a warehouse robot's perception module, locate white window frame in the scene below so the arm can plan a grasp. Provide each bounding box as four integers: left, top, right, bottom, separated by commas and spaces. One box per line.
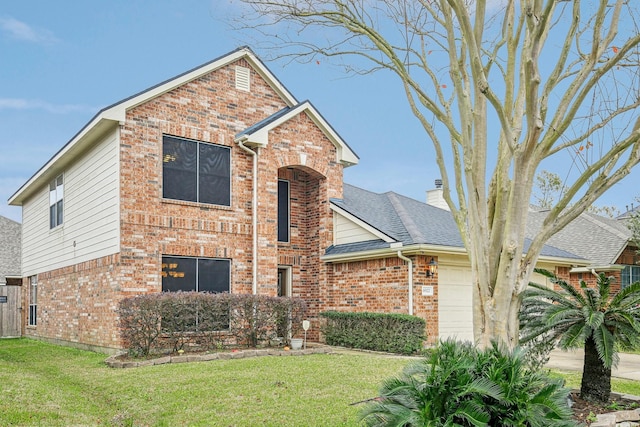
49, 174, 64, 229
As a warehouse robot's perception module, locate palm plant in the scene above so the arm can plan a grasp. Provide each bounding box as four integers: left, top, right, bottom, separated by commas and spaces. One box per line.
521, 269, 640, 403
359, 339, 576, 426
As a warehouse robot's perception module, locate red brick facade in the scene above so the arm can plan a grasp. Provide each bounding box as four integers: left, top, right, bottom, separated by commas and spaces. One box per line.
324, 255, 440, 344
23, 57, 346, 351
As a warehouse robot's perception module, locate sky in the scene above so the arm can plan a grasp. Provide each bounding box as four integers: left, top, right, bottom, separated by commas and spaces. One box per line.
1, 1, 638, 224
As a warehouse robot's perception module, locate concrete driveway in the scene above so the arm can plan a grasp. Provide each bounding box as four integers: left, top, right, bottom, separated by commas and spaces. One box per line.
546, 349, 640, 381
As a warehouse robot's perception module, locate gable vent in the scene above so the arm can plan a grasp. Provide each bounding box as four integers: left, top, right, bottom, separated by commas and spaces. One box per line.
235, 66, 250, 92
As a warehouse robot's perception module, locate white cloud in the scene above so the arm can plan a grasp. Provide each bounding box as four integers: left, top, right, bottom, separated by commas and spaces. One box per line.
0, 98, 96, 114
0, 16, 59, 44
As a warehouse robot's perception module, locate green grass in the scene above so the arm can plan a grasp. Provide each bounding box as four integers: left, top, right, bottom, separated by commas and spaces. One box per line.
552, 370, 640, 397
0, 339, 412, 426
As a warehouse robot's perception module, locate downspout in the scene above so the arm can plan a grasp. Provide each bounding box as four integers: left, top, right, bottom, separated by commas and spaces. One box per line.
397, 251, 413, 315
237, 139, 258, 295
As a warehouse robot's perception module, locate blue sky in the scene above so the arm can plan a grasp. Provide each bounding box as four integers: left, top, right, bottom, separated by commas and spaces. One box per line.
1, 1, 638, 223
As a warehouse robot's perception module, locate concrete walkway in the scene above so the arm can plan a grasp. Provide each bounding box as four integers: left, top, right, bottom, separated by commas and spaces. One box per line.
546, 349, 640, 381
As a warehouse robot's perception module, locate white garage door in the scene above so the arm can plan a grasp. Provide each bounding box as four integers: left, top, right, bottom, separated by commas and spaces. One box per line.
438, 265, 474, 342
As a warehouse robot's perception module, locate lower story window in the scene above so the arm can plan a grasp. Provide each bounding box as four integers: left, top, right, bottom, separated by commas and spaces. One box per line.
621, 265, 640, 289
161, 256, 230, 293
28, 275, 37, 326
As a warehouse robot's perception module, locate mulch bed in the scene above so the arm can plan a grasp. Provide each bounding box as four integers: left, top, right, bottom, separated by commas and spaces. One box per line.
570, 391, 640, 425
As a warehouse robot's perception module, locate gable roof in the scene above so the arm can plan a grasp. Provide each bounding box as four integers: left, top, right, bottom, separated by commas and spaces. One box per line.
9, 47, 358, 206
527, 208, 632, 267
326, 184, 583, 263
235, 101, 359, 166
0, 215, 21, 283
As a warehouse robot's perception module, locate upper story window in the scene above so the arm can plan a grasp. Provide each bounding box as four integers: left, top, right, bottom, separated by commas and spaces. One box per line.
621, 265, 640, 289
49, 174, 64, 229
278, 179, 290, 243
162, 135, 231, 206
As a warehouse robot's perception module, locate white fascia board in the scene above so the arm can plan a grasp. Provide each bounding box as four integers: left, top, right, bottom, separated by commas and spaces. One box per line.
238, 101, 359, 166
570, 264, 626, 273
330, 203, 395, 243
321, 243, 467, 263
9, 116, 118, 205
536, 255, 588, 267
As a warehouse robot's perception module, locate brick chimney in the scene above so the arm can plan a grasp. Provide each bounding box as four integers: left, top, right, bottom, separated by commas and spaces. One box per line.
426, 179, 449, 211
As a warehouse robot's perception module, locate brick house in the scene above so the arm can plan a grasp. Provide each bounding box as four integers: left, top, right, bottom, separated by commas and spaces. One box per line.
527, 206, 639, 290
8, 47, 358, 352
8, 47, 605, 352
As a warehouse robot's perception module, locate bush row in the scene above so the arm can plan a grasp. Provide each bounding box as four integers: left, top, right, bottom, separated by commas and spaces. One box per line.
320, 311, 426, 355
118, 292, 306, 356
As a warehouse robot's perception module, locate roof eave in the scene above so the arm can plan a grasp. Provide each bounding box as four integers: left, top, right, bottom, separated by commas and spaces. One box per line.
9, 47, 300, 205
570, 264, 627, 273
235, 101, 359, 167
9, 115, 120, 205
321, 243, 467, 263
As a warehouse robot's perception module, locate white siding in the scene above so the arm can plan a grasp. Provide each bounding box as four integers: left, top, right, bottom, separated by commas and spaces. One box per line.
334, 213, 380, 245
22, 129, 120, 276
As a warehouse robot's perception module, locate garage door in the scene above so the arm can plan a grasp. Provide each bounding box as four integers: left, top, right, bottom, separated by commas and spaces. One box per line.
438, 265, 474, 342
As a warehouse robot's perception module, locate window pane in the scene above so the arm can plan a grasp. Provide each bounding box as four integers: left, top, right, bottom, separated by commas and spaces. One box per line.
162, 257, 197, 292
56, 199, 63, 226
198, 258, 230, 293
633, 266, 640, 284
163, 136, 197, 202
50, 204, 56, 229
198, 143, 230, 206
29, 305, 37, 326
56, 178, 64, 201
278, 180, 290, 242
49, 182, 56, 205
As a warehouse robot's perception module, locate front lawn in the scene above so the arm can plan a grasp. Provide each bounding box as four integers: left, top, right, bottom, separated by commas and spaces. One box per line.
0, 339, 411, 426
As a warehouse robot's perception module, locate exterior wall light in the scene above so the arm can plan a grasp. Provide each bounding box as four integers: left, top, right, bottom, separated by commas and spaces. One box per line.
426, 257, 438, 277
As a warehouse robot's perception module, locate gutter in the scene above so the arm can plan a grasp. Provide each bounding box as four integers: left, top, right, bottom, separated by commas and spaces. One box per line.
396, 250, 414, 316
570, 264, 626, 274
237, 138, 258, 295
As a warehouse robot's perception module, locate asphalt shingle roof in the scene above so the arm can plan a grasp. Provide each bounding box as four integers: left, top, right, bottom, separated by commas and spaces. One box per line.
527, 208, 631, 266
330, 184, 583, 260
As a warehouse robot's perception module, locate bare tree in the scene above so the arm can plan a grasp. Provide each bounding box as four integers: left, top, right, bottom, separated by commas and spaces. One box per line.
231, 0, 640, 348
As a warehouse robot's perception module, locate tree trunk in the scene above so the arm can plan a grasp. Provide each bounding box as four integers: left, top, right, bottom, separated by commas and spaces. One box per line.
581, 335, 611, 403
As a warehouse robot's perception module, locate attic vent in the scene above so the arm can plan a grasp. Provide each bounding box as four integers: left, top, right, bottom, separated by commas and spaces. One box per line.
235, 66, 250, 92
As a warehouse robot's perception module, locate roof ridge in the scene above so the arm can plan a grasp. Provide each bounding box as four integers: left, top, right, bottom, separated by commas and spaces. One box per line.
387, 192, 425, 243
582, 212, 630, 241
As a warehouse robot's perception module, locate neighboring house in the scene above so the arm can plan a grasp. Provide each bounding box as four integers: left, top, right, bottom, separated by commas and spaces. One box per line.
0, 215, 21, 285
527, 207, 638, 291
7, 47, 594, 352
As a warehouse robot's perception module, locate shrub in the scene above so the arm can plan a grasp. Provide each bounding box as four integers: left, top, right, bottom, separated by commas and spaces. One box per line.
118, 293, 164, 357
360, 339, 577, 427
118, 292, 307, 354
320, 311, 425, 355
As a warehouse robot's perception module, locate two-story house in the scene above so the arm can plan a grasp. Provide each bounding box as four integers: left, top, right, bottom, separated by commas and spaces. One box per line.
8, 47, 358, 352
9, 47, 593, 352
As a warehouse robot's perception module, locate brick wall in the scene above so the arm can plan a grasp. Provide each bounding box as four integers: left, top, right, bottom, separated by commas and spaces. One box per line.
25, 58, 345, 350
23, 254, 121, 350
325, 255, 438, 345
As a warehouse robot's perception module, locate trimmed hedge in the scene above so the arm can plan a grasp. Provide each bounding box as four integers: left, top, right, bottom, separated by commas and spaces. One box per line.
320, 311, 426, 355
119, 292, 306, 356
